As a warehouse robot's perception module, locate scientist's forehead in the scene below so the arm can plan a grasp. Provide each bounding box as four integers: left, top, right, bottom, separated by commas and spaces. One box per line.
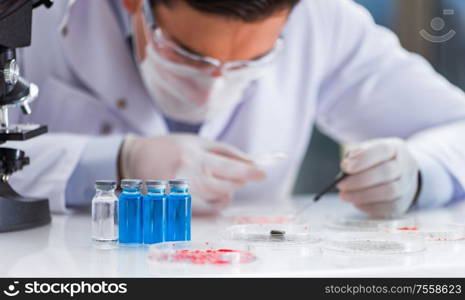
154, 1, 289, 61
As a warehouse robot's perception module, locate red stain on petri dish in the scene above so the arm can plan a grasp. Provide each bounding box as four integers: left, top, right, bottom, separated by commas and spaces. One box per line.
397, 227, 419, 231
433, 238, 448, 241
229, 216, 291, 224
153, 249, 256, 265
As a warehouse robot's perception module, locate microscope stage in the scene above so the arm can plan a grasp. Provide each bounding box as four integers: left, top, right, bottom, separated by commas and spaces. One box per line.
0, 124, 47, 141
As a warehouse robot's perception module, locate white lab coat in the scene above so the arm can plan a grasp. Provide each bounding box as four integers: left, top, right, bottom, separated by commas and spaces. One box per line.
7, 0, 465, 213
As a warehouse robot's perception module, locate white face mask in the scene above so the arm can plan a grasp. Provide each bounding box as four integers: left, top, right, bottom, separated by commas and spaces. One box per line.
138, 44, 269, 124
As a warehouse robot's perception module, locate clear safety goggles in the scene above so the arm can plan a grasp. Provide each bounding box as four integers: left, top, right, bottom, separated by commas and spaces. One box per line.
142, 0, 284, 75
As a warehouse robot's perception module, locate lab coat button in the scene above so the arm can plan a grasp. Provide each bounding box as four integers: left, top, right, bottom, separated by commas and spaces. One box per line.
116, 98, 127, 110
100, 123, 113, 135
61, 26, 68, 37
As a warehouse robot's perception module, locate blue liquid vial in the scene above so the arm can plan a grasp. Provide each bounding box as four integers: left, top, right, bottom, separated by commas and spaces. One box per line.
143, 180, 167, 244
92, 181, 118, 244
119, 179, 143, 244
167, 180, 192, 241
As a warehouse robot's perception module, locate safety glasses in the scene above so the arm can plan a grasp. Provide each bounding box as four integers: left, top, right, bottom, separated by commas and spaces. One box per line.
142, 0, 284, 75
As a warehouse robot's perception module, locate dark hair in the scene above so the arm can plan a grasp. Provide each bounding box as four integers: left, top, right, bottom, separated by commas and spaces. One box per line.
151, 0, 300, 22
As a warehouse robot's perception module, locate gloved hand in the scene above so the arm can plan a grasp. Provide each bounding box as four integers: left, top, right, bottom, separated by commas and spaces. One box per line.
119, 134, 265, 214
337, 138, 421, 218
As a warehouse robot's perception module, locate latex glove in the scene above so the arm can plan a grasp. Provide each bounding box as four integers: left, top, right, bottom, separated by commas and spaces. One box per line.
337, 138, 420, 218
120, 134, 265, 214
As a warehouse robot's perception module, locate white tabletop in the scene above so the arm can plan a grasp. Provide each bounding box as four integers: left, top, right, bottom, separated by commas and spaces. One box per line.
1, 195, 464, 278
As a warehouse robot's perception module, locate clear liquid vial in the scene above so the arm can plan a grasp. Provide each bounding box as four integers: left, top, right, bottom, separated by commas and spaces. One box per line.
92, 180, 118, 243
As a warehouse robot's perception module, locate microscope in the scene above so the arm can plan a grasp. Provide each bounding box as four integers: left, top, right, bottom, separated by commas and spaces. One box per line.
0, 0, 53, 232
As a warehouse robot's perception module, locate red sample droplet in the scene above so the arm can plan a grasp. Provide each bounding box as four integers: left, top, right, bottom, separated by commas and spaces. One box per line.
397, 227, 419, 231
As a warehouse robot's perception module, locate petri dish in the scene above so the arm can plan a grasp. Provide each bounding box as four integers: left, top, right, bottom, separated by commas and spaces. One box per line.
393, 223, 465, 242
325, 214, 417, 232
322, 249, 426, 269
322, 232, 426, 255
223, 224, 321, 246
147, 241, 256, 266
221, 206, 300, 225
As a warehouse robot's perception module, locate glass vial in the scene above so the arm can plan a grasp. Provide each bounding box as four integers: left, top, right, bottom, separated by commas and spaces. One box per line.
92, 180, 118, 243
167, 179, 192, 241
143, 180, 167, 244
119, 179, 143, 244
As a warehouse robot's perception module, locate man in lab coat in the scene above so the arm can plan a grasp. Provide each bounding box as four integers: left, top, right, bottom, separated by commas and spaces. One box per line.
8, 0, 465, 217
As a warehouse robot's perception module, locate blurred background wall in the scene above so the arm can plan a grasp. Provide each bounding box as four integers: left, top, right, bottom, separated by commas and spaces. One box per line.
293, 0, 464, 195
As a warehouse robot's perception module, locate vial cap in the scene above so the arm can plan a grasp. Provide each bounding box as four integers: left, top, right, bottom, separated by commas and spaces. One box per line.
95, 180, 117, 191
121, 179, 143, 189
169, 179, 189, 189
146, 180, 167, 190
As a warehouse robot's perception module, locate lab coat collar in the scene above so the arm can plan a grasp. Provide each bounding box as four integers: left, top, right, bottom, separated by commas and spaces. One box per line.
198, 99, 247, 140
58, 0, 166, 136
